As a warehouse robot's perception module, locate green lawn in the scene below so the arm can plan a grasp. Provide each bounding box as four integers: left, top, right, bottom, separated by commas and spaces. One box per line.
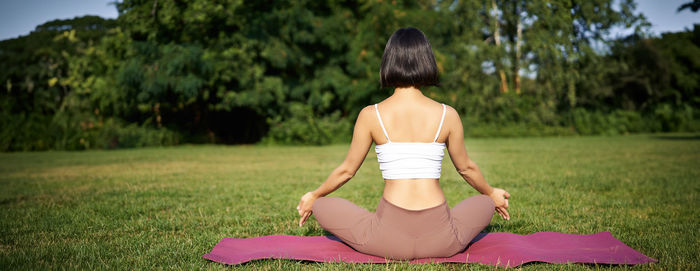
1, 134, 698, 270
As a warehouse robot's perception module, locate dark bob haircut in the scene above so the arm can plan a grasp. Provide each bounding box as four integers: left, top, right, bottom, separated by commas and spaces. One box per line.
380, 27, 439, 88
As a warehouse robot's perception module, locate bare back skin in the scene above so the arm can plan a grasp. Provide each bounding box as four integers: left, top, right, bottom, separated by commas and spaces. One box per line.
371, 90, 449, 210
296, 86, 511, 226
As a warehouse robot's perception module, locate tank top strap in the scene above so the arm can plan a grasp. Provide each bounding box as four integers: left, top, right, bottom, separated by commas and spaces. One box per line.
433, 104, 446, 142
374, 104, 391, 142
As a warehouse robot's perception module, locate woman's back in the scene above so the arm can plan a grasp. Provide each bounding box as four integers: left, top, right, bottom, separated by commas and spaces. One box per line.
297, 27, 509, 260
371, 90, 450, 210
372, 94, 447, 144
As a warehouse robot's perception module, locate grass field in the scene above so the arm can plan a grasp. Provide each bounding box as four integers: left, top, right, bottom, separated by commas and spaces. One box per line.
1, 134, 698, 270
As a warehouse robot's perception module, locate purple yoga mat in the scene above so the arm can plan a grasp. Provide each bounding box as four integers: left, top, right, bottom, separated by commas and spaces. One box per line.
203, 232, 656, 267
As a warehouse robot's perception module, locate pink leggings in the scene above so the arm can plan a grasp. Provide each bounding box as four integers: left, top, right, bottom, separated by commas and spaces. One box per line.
312, 195, 495, 260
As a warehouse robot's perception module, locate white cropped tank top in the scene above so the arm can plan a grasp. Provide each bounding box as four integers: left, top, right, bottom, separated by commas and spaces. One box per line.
374, 103, 446, 180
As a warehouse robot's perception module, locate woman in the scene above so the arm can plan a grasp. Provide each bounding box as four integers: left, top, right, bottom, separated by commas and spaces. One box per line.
296, 27, 511, 260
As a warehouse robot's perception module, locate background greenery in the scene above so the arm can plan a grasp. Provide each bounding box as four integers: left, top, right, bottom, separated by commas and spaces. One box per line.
0, 134, 697, 269
2, 2, 697, 269
1, 0, 698, 151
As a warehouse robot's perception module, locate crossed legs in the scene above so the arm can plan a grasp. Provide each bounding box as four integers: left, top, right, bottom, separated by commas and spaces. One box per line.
312, 195, 495, 260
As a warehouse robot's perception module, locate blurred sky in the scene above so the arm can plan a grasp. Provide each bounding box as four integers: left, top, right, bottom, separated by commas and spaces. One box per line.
0, 0, 698, 41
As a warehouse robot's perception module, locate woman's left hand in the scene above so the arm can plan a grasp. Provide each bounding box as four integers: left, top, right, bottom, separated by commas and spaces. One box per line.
296, 192, 318, 226
488, 188, 511, 220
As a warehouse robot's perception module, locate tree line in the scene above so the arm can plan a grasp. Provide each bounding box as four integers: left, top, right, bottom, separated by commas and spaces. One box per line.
1, 0, 698, 151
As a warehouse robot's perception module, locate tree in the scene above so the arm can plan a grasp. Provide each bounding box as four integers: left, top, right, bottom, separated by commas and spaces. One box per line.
2, 1, 694, 150
678, 0, 700, 12
0, 16, 117, 150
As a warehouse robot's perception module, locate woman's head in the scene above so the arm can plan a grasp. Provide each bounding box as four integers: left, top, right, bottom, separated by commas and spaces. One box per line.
380, 27, 439, 89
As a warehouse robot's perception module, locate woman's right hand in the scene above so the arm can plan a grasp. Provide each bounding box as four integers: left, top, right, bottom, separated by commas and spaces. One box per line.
488, 188, 511, 220
296, 192, 318, 227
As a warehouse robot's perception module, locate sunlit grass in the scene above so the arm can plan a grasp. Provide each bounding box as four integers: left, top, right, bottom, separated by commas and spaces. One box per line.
0, 134, 698, 270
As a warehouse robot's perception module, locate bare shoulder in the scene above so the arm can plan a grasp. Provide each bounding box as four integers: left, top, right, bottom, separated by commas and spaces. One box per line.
355, 105, 376, 126
442, 104, 460, 121
442, 103, 457, 113
441, 104, 462, 132
358, 105, 374, 118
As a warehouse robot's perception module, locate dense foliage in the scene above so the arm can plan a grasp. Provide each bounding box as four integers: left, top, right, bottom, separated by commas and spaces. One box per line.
1, 1, 698, 151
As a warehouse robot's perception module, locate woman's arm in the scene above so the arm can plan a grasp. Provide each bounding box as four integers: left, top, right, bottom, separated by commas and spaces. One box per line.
297, 106, 374, 226
444, 106, 511, 220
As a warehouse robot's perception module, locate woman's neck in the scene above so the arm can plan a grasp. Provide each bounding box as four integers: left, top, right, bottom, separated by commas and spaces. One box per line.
392, 86, 423, 98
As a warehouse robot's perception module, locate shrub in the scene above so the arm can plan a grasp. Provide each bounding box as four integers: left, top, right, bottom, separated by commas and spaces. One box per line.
93, 118, 180, 149
463, 121, 576, 138
0, 110, 54, 151
0, 106, 180, 151
262, 103, 352, 145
